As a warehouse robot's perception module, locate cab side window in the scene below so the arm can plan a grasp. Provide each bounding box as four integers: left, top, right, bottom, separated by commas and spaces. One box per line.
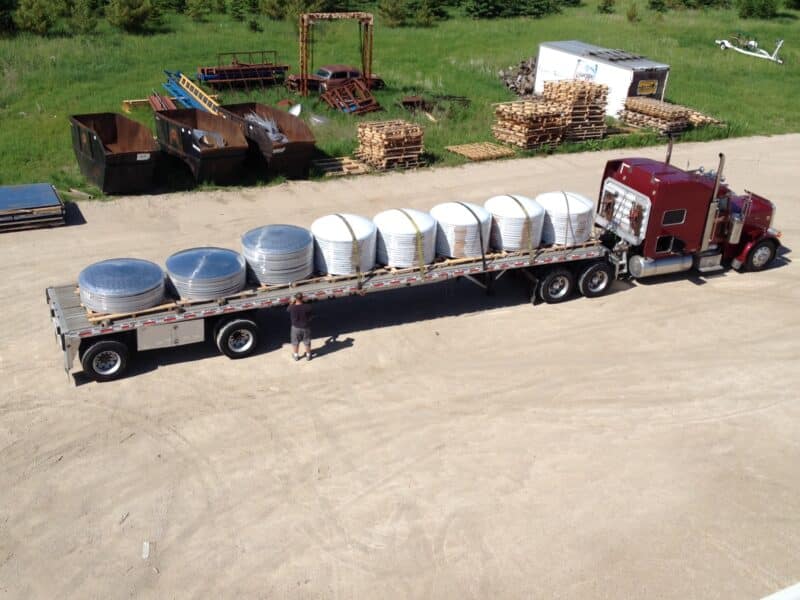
662, 209, 686, 226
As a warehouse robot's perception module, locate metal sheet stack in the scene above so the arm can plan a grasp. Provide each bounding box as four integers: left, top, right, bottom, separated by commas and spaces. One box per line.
79, 258, 165, 314
429, 201, 492, 258
241, 224, 314, 285
620, 97, 691, 135
373, 208, 437, 268
536, 192, 594, 246
492, 100, 568, 150
355, 120, 424, 170
165, 247, 246, 301
311, 213, 377, 275
484, 194, 545, 251
542, 80, 608, 141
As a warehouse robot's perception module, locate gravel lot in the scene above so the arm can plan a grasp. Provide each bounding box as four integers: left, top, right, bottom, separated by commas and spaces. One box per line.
1, 135, 798, 599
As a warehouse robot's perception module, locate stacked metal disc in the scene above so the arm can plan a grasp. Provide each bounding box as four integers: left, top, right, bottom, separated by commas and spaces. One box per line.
373, 208, 437, 268
429, 201, 491, 258
78, 258, 165, 313
536, 191, 595, 246
165, 247, 246, 301
311, 213, 377, 275
484, 194, 545, 251
241, 224, 314, 285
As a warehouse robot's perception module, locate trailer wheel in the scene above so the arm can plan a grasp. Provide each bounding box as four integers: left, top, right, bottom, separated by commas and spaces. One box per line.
81, 340, 129, 382
216, 318, 259, 359
745, 239, 776, 272
540, 268, 575, 304
578, 262, 614, 298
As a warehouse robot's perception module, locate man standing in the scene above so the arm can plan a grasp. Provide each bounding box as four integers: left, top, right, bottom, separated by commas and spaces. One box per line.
287, 292, 312, 361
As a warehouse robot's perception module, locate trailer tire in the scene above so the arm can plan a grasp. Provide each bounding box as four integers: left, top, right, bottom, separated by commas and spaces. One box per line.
578, 262, 614, 298
81, 340, 129, 382
216, 318, 259, 359
745, 239, 776, 272
540, 268, 575, 304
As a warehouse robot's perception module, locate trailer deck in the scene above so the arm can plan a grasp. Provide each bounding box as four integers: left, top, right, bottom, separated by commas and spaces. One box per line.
47, 240, 607, 374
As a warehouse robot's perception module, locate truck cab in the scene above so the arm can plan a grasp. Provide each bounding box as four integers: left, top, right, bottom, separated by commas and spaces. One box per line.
596, 153, 780, 278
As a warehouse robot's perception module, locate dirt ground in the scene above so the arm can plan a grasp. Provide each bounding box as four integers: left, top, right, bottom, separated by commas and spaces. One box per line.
1, 135, 799, 599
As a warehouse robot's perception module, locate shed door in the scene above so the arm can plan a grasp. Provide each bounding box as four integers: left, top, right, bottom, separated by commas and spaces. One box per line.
628, 69, 667, 99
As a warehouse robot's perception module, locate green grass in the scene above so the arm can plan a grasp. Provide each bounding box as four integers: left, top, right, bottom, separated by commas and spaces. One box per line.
0, 4, 798, 195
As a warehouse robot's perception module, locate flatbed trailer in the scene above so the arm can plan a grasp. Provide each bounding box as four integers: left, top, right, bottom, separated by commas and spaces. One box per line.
47, 239, 613, 381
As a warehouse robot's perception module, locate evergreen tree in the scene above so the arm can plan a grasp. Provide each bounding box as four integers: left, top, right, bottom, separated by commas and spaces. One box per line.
229, 0, 245, 19
0, 0, 16, 33
186, 0, 210, 19
106, 0, 158, 31
464, 0, 508, 18
13, 0, 57, 34
378, 0, 408, 26
70, 0, 97, 33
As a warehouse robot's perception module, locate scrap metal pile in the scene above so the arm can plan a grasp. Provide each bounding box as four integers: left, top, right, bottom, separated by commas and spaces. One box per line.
355, 120, 424, 170
492, 100, 568, 150
321, 79, 382, 115
498, 56, 537, 96
543, 80, 608, 142
620, 97, 691, 135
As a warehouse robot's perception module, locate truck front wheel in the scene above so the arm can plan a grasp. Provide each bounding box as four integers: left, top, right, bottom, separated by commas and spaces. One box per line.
216, 318, 259, 359
540, 268, 575, 303
81, 340, 129, 382
745, 239, 776, 272
578, 262, 614, 298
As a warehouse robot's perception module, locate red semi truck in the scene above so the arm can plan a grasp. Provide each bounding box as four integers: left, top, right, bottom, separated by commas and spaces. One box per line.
47, 147, 781, 382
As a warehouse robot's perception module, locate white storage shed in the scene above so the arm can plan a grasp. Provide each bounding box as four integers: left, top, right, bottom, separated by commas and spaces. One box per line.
533, 40, 670, 117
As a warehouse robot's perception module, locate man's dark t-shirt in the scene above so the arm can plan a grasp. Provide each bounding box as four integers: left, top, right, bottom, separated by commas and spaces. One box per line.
288, 303, 312, 328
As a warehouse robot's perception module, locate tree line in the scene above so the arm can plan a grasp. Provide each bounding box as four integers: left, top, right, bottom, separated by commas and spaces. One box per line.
0, 0, 789, 37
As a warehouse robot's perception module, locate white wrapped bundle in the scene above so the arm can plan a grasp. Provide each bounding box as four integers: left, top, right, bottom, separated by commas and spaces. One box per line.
536, 191, 594, 246
429, 201, 491, 258
373, 208, 437, 268
311, 213, 377, 275
484, 194, 545, 251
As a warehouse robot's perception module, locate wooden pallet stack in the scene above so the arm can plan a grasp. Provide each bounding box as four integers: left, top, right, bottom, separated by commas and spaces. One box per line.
620, 97, 691, 135
492, 100, 568, 150
355, 120, 424, 170
543, 80, 608, 141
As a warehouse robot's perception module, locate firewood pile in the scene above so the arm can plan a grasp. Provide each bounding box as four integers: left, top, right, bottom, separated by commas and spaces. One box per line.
491, 100, 568, 150
542, 80, 608, 141
685, 107, 724, 127
355, 120, 424, 170
619, 97, 691, 135
498, 56, 537, 96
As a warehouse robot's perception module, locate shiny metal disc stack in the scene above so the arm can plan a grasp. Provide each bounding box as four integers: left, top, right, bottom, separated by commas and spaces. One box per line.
165, 247, 246, 301
536, 191, 594, 246
373, 208, 437, 268
429, 201, 491, 258
78, 258, 165, 314
311, 213, 377, 275
484, 194, 545, 251
241, 224, 314, 285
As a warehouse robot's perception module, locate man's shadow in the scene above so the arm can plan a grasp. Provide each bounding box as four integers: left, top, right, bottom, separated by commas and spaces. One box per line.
312, 334, 354, 359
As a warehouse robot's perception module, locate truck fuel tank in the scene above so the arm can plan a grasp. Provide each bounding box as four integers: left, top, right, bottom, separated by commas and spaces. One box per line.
628, 254, 693, 278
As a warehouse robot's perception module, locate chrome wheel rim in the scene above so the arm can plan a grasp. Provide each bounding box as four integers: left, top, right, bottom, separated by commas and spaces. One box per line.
751, 245, 773, 268
587, 270, 609, 293
548, 275, 570, 299
227, 329, 254, 353
93, 351, 122, 376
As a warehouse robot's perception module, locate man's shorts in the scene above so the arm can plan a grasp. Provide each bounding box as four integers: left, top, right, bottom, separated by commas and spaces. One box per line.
291, 326, 311, 345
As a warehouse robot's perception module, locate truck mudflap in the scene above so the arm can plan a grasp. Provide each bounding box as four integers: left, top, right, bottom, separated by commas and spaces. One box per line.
732, 228, 782, 270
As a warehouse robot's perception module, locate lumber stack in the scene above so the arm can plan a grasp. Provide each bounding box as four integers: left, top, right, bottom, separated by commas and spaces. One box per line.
620, 97, 691, 135
492, 100, 568, 150
542, 80, 608, 141
355, 120, 424, 170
